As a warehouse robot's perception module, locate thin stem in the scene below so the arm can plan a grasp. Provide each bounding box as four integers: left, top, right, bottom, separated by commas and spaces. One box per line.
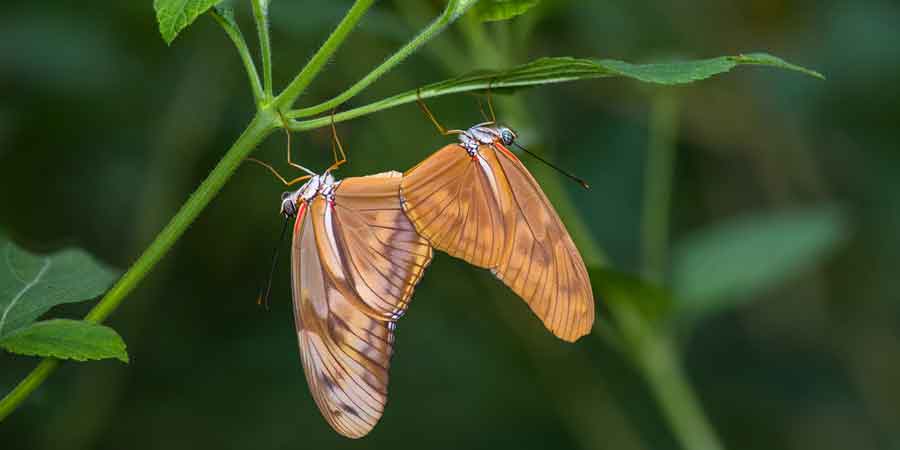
0, 111, 280, 420
0, 3, 478, 420
613, 302, 724, 450
252, 0, 274, 100
627, 90, 724, 450
0, 359, 58, 421
286, 78, 499, 126
211, 7, 265, 106
274, 0, 377, 110
286, 0, 479, 118
641, 92, 679, 283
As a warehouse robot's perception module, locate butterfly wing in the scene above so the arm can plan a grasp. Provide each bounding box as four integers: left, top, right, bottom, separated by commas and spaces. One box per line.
400, 144, 506, 268
332, 171, 434, 320
293, 173, 432, 439
489, 143, 595, 342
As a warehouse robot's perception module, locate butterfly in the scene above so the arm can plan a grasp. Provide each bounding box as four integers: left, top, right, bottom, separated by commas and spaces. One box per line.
399, 108, 594, 342
254, 121, 432, 438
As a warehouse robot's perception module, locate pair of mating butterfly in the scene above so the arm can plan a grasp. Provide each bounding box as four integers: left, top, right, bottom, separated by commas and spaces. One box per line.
255, 98, 595, 438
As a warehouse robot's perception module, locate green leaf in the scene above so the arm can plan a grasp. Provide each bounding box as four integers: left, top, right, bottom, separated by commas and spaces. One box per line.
418, 54, 823, 94
290, 53, 824, 128
471, 0, 540, 22
671, 206, 848, 321
0, 319, 128, 363
0, 237, 119, 338
154, 0, 224, 45
590, 268, 673, 325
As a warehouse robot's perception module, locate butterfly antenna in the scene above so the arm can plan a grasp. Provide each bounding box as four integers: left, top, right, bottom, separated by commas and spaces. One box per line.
513, 142, 591, 190
257, 216, 291, 310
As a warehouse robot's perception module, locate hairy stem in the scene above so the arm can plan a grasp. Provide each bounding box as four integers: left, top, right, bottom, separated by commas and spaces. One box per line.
251, 0, 273, 100
286, 78, 505, 128
0, 1, 475, 421
286, 0, 479, 118
0, 111, 279, 420
0, 359, 58, 421
211, 7, 265, 106
274, 0, 377, 110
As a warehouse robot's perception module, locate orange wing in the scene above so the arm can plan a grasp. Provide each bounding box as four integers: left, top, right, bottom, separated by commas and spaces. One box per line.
490, 144, 594, 342
292, 172, 432, 439
400, 144, 506, 268
400, 143, 594, 342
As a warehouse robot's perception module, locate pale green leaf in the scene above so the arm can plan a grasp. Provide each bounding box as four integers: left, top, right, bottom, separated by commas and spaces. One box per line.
0, 319, 128, 363
154, 0, 224, 45
671, 206, 848, 321
0, 236, 119, 338
472, 0, 540, 22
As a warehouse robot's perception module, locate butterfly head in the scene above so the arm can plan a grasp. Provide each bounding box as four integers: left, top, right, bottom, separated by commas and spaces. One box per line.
280, 174, 322, 217
496, 126, 517, 146
279, 173, 342, 217
460, 124, 518, 155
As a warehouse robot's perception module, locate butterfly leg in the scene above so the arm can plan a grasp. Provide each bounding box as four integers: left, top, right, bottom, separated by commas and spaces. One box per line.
476, 79, 499, 125
327, 109, 348, 172
246, 158, 312, 186
276, 110, 316, 176
416, 88, 466, 136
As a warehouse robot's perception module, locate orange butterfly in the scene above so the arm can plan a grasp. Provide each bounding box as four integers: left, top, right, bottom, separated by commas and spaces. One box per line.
254, 123, 432, 438
399, 100, 595, 342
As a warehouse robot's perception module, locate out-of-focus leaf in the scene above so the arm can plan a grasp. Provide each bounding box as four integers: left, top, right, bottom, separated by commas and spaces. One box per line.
590, 267, 673, 325
417, 54, 823, 95
0, 236, 119, 338
471, 0, 540, 22
671, 206, 848, 321
153, 0, 224, 45
0, 319, 128, 363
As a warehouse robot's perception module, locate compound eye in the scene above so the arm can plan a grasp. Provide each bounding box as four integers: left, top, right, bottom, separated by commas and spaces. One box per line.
501, 129, 515, 145
281, 199, 297, 217
281, 191, 292, 200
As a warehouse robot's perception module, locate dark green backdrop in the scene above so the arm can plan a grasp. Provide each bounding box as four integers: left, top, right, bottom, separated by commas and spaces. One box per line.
2, 1, 898, 449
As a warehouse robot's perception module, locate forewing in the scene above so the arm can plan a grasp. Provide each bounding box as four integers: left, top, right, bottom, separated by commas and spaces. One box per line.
292, 200, 395, 439
489, 144, 595, 342
332, 172, 434, 319
400, 144, 506, 268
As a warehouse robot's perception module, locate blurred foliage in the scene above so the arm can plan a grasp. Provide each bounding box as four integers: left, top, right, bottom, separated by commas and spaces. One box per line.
1, 1, 898, 449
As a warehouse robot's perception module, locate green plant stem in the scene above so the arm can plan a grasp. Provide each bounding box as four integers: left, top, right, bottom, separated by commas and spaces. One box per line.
286, 0, 480, 118
252, 0, 273, 100
0, 359, 58, 421
286, 77, 503, 128
641, 92, 679, 283
274, 0, 377, 109
0, 1, 475, 421
628, 90, 724, 450
211, 8, 265, 106
0, 110, 279, 421
613, 302, 724, 450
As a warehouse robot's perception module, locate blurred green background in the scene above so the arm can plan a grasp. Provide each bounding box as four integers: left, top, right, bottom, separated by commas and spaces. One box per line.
2, 1, 898, 449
